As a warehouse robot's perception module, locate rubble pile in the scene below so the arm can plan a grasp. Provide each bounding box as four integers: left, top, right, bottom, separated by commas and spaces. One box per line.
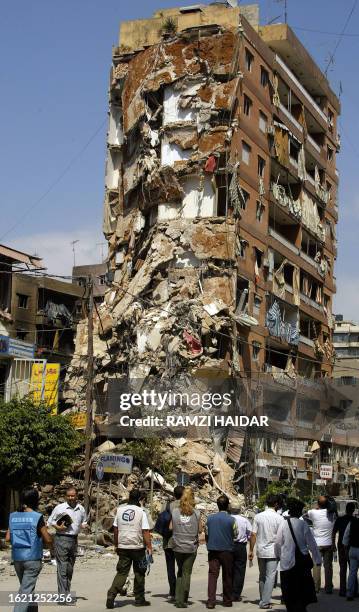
62, 22, 245, 412
34, 436, 247, 547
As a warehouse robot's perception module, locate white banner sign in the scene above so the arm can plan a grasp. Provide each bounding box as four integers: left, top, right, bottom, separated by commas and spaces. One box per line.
319, 464, 333, 480
99, 454, 133, 475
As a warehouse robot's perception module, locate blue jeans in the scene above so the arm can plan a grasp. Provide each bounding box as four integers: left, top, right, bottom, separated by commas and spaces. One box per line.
258, 558, 278, 607
13, 560, 42, 612
348, 547, 359, 598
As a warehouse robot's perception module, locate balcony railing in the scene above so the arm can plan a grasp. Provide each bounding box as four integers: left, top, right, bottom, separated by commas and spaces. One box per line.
299, 335, 315, 347
300, 292, 324, 312
269, 227, 299, 254
307, 134, 321, 153
279, 103, 303, 133
276, 54, 327, 123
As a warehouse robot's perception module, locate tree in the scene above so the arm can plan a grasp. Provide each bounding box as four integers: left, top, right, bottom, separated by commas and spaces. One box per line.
0, 397, 82, 488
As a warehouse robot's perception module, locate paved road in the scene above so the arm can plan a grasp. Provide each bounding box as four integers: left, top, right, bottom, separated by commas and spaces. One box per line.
1, 546, 357, 611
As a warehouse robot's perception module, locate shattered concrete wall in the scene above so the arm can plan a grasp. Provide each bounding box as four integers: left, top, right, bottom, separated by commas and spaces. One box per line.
64, 20, 247, 411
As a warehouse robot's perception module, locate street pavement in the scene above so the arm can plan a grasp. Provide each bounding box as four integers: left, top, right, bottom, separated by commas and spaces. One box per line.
1, 545, 357, 611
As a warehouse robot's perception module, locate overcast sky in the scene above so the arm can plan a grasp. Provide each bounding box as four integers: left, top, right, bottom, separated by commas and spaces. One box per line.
0, 0, 358, 319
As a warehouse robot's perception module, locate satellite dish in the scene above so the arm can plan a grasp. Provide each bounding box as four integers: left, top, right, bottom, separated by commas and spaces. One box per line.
226, 0, 238, 7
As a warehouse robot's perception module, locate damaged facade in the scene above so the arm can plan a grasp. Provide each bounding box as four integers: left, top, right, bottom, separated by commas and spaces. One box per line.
65, 4, 348, 497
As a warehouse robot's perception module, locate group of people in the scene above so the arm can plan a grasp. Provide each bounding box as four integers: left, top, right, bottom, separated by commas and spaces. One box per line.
6, 485, 87, 611
6, 484, 359, 611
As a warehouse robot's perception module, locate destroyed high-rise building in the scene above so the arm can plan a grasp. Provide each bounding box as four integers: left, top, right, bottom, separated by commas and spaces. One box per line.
65, 3, 347, 494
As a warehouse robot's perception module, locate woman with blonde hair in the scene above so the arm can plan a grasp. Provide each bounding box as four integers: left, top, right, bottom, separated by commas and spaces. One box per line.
170, 486, 202, 608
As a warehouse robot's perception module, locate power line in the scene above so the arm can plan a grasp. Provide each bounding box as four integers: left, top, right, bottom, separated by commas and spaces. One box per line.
0, 118, 107, 242
292, 25, 359, 38
324, 0, 358, 76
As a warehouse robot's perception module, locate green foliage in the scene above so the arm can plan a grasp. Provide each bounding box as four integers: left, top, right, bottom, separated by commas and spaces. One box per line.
257, 480, 298, 511
119, 437, 178, 483
0, 397, 83, 488
159, 17, 177, 37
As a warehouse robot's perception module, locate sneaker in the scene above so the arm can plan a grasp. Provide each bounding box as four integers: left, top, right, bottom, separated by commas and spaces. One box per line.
167, 595, 175, 602
106, 599, 115, 609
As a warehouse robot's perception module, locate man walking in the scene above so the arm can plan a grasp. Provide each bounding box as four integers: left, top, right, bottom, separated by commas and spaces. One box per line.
307, 496, 335, 594
333, 502, 356, 596
205, 494, 238, 609
249, 494, 283, 610
47, 486, 87, 602
343, 513, 359, 601
231, 507, 252, 602
106, 489, 152, 608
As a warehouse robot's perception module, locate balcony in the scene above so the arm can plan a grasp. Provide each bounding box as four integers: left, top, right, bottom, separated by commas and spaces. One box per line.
275, 55, 327, 123
307, 134, 321, 153
269, 227, 299, 255
279, 102, 303, 133
300, 292, 324, 312
299, 335, 315, 348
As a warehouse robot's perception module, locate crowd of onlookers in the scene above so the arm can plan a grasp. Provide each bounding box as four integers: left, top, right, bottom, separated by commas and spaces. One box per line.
6, 485, 359, 611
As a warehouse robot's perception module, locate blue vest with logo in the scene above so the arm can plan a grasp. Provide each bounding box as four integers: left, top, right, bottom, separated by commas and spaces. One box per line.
9, 511, 43, 561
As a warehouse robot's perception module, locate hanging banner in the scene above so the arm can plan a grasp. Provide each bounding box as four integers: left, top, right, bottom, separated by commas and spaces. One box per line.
31, 362, 60, 413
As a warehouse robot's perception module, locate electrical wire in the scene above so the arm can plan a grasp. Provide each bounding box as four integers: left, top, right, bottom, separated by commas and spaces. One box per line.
0, 118, 107, 242
324, 0, 358, 76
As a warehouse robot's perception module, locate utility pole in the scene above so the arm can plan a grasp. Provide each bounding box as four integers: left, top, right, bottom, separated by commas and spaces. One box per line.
83, 277, 94, 514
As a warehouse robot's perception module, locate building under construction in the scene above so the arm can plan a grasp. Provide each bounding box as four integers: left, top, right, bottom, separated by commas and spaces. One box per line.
65, 4, 358, 499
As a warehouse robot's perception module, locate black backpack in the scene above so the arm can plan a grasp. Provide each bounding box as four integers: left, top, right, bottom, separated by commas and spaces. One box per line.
154, 503, 172, 540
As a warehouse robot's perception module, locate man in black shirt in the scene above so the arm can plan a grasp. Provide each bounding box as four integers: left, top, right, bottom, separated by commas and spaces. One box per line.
333, 502, 356, 596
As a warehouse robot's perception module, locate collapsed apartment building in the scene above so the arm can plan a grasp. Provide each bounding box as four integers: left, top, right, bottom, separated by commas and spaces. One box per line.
64, 3, 354, 498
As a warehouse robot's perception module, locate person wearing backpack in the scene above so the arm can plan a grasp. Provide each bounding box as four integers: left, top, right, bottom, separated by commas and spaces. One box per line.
155, 485, 184, 602
275, 498, 321, 612
6, 487, 53, 612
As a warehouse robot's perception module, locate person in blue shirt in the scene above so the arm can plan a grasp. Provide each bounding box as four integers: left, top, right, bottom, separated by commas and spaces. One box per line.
6, 487, 53, 612
205, 495, 238, 609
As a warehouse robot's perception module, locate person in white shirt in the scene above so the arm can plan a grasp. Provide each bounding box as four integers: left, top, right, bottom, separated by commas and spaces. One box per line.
275, 497, 321, 612
47, 486, 87, 600
106, 489, 152, 609
249, 494, 284, 609
231, 507, 252, 602
306, 496, 336, 594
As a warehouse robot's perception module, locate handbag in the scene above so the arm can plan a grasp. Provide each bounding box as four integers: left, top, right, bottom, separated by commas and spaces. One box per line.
286, 518, 314, 570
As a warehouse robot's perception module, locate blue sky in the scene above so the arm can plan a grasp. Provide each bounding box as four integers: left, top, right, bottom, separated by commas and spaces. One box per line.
1, 0, 358, 318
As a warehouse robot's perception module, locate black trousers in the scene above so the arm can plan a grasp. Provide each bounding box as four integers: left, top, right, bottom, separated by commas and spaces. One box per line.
232, 542, 247, 598
164, 548, 176, 597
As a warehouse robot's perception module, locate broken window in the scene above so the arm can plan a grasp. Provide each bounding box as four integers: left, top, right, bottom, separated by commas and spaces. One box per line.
289, 139, 299, 165
245, 48, 254, 72
236, 277, 249, 312
237, 237, 248, 259
254, 247, 263, 269
252, 341, 261, 361
216, 173, 228, 216
256, 200, 265, 222
242, 141, 251, 165
253, 294, 262, 316
258, 156, 266, 178
259, 111, 267, 133
16, 329, 28, 341
243, 94, 252, 117
260, 66, 269, 87
17, 294, 29, 309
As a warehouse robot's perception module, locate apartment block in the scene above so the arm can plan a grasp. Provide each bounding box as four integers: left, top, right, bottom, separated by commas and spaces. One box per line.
67, 3, 344, 495
101, 4, 339, 379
